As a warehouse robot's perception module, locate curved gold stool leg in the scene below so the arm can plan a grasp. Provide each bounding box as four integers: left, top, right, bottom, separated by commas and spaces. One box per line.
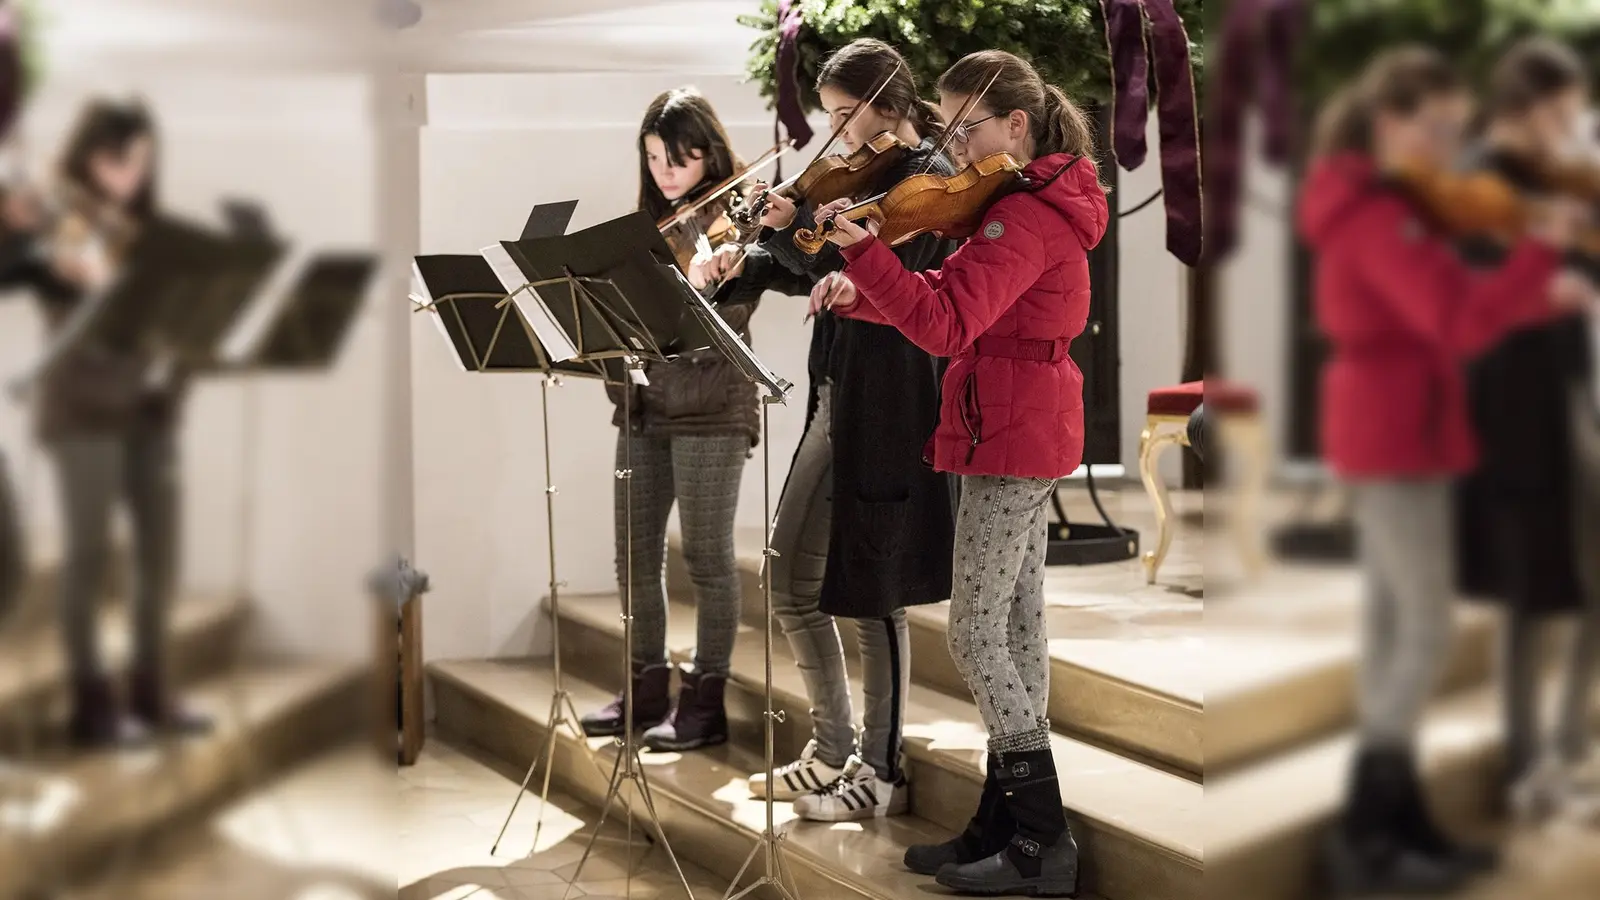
1139, 416, 1188, 585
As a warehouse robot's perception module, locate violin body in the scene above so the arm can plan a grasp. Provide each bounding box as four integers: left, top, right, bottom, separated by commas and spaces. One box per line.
794, 151, 1025, 254
735, 131, 912, 231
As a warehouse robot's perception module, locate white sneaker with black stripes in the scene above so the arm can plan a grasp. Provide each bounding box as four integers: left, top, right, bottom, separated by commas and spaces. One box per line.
749, 739, 847, 801
793, 756, 908, 822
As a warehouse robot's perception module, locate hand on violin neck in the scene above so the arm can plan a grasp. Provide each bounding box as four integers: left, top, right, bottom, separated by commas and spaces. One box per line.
812, 197, 876, 248
751, 182, 797, 230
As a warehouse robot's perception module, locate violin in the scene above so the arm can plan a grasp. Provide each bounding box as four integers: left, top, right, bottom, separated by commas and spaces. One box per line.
1391, 159, 1600, 255
732, 131, 913, 231
793, 151, 1026, 254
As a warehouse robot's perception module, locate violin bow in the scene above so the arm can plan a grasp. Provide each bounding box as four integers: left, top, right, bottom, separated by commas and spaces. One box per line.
659, 140, 796, 233
813, 67, 1006, 228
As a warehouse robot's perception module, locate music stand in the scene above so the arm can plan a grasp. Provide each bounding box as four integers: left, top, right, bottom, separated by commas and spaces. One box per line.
473, 209, 783, 900
498, 209, 794, 900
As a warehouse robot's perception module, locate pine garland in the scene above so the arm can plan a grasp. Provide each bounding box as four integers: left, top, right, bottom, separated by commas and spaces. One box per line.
740, 0, 1204, 113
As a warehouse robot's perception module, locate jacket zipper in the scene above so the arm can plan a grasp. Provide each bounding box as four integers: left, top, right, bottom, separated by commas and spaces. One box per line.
962, 372, 982, 465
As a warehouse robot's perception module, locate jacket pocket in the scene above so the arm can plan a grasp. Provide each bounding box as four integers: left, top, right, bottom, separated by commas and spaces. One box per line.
850, 495, 911, 560
653, 355, 732, 420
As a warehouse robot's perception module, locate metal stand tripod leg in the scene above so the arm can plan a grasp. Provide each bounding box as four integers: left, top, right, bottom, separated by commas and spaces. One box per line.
724, 396, 800, 900
491, 376, 609, 857
560, 359, 695, 900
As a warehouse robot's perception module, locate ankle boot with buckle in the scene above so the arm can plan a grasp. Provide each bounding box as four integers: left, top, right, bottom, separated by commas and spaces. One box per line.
643, 665, 728, 752
905, 752, 1015, 875
129, 666, 213, 736
936, 748, 1078, 897
68, 675, 147, 750
580, 663, 672, 738
1321, 747, 1476, 897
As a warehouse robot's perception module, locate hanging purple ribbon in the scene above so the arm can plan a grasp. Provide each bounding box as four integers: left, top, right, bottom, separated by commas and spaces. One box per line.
1142, 0, 1203, 267
1204, 0, 1306, 261
1099, 0, 1150, 170
0, 3, 19, 144
774, 0, 814, 152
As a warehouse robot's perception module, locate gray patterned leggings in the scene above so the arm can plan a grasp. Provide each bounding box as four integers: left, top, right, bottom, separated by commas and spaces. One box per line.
614, 430, 747, 675
50, 427, 179, 683
948, 474, 1057, 754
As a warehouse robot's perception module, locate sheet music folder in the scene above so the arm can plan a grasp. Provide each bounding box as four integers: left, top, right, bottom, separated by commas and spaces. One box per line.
412, 253, 612, 380
73, 214, 284, 365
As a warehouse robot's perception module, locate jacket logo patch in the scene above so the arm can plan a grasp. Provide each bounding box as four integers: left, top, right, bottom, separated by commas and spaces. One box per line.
983, 220, 1005, 240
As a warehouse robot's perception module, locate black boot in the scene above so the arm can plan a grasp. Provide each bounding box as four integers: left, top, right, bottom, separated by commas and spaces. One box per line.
642, 665, 728, 752
580, 663, 672, 738
1321, 748, 1473, 897
67, 675, 147, 750
1389, 748, 1499, 874
905, 753, 1015, 875
128, 665, 213, 737
935, 749, 1078, 897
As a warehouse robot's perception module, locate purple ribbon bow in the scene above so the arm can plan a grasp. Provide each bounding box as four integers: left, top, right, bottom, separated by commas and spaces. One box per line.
774, 0, 815, 154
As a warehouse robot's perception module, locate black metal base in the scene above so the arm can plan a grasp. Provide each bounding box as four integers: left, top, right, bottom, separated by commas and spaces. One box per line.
1044, 466, 1140, 566
1270, 519, 1356, 563
1045, 522, 1140, 566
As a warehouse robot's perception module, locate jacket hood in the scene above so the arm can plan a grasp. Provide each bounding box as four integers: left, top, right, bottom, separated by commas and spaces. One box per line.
1298, 153, 1381, 246
1022, 152, 1109, 250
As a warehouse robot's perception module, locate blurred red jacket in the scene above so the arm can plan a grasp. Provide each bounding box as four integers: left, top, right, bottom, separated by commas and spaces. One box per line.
836, 153, 1109, 478
1298, 152, 1562, 478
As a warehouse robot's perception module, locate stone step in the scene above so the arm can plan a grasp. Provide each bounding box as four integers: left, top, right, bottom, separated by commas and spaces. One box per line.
1205, 566, 1497, 774
431, 658, 1114, 900
548, 591, 1202, 900
0, 592, 249, 752
0, 659, 369, 897
666, 523, 1205, 778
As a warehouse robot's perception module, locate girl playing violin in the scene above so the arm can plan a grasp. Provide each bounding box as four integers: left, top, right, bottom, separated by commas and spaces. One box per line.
581, 87, 778, 753
729, 38, 959, 825
1453, 36, 1600, 823
0, 99, 208, 748
1298, 47, 1589, 897
809, 49, 1105, 897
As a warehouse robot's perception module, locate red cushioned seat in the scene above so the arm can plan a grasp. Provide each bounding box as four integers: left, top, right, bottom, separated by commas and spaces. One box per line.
1147, 379, 1260, 417
1147, 381, 1204, 417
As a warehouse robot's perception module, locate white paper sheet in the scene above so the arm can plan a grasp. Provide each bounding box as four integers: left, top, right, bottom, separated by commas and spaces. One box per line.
479, 243, 578, 362
409, 265, 467, 372
217, 246, 306, 366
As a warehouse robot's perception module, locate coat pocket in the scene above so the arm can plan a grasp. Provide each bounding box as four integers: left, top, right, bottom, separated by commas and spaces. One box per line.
850, 495, 911, 561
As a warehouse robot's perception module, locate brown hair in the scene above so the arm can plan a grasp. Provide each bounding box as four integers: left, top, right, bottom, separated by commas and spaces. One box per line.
1312, 46, 1465, 157
1487, 37, 1588, 118
59, 98, 158, 220
636, 87, 741, 221
815, 38, 944, 143
937, 49, 1095, 161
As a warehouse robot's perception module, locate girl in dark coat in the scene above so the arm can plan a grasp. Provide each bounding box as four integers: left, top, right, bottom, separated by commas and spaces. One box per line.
814, 49, 1108, 897
0, 100, 207, 748
1297, 48, 1588, 896
724, 39, 958, 823
579, 88, 797, 753
1452, 37, 1600, 817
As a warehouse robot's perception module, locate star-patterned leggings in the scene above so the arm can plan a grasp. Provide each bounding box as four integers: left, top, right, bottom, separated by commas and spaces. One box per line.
947, 474, 1057, 754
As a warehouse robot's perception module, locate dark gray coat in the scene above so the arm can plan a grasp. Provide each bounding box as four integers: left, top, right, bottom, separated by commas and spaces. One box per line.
763, 138, 959, 620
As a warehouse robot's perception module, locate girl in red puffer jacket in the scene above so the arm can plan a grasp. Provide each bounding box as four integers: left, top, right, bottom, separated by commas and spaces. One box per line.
1297, 46, 1590, 898
810, 49, 1107, 898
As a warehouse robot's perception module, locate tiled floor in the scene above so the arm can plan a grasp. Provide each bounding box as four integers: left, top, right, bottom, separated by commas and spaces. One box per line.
59, 742, 392, 900
398, 739, 728, 900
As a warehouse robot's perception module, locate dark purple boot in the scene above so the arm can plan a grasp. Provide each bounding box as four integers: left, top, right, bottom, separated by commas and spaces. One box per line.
642, 665, 728, 752
129, 666, 213, 737
68, 675, 147, 750
580, 663, 673, 738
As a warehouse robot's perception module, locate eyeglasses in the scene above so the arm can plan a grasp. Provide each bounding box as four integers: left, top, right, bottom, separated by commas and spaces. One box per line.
950, 114, 999, 145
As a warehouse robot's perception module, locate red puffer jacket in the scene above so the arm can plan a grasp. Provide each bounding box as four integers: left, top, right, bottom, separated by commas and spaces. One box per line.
1299, 153, 1563, 478
836, 153, 1109, 478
